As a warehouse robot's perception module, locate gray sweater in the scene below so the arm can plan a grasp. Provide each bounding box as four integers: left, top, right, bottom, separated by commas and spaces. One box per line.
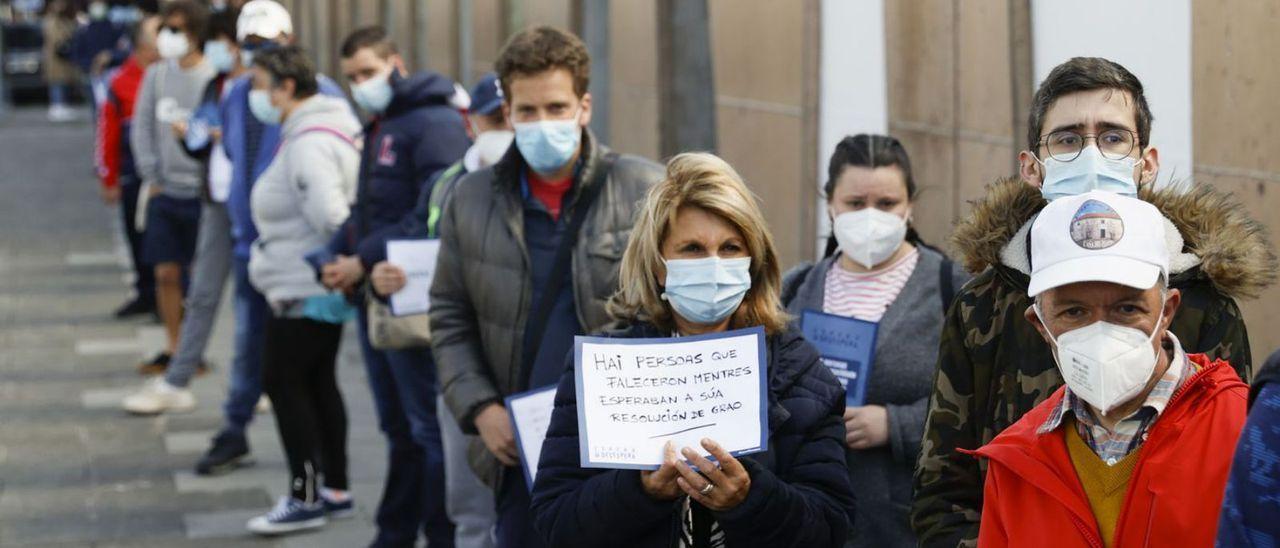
782, 246, 970, 548
128, 58, 216, 199
248, 95, 361, 306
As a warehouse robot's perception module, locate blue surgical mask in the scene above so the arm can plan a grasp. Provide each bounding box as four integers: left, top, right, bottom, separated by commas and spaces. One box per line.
351, 70, 395, 113
240, 49, 255, 69
248, 89, 281, 124
513, 111, 582, 174
1040, 145, 1143, 201
204, 40, 235, 74
662, 256, 753, 325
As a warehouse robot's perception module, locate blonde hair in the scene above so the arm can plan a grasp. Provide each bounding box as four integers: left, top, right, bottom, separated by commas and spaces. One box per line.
608, 152, 789, 335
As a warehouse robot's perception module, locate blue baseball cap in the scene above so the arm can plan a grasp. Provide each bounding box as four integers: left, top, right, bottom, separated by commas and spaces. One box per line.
469, 73, 504, 116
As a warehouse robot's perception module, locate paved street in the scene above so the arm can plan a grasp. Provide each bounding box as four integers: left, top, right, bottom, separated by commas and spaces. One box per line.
0, 107, 392, 547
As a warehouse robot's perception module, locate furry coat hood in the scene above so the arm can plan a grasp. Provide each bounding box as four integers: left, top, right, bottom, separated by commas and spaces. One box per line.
950, 178, 1277, 300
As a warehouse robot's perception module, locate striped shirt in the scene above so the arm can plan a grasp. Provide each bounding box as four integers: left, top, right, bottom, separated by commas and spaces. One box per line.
822, 248, 920, 322
1038, 333, 1195, 465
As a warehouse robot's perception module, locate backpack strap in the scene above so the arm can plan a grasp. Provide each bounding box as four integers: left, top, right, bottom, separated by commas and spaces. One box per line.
939, 257, 956, 313
275, 126, 360, 156
426, 161, 467, 238
781, 263, 816, 306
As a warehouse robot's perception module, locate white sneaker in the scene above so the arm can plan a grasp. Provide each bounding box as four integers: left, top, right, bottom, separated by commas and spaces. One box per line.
122, 376, 197, 415
47, 105, 77, 122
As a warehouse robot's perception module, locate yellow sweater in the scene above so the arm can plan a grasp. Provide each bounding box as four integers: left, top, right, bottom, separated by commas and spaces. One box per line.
1065, 417, 1141, 548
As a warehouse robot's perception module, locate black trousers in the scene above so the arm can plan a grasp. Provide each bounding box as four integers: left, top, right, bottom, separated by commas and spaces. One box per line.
119, 177, 155, 302
262, 315, 348, 502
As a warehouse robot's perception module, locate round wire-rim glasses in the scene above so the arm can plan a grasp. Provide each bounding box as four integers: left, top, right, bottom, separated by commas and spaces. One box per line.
1038, 128, 1139, 162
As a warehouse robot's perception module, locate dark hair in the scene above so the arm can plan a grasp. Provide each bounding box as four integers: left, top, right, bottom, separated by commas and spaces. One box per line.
206, 7, 239, 42
475, 109, 506, 127
495, 26, 590, 99
159, 0, 209, 43
340, 26, 398, 59
1027, 57, 1153, 153
823, 134, 921, 257
131, 15, 160, 47
253, 46, 318, 98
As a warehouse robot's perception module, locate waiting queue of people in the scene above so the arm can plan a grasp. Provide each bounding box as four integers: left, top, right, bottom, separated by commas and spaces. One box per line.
87, 1, 1279, 546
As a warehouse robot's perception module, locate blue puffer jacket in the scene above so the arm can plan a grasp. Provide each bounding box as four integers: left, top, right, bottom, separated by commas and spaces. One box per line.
531, 322, 856, 548
327, 70, 470, 267
222, 74, 347, 259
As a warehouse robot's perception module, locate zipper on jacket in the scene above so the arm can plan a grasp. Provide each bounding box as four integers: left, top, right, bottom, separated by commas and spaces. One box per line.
1102, 361, 1219, 546
1070, 514, 1104, 548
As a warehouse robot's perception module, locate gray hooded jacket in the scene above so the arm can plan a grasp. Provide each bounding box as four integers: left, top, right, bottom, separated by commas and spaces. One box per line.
248, 95, 361, 305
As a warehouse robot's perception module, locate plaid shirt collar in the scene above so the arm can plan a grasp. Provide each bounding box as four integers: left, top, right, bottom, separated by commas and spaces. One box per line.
1039, 332, 1194, 465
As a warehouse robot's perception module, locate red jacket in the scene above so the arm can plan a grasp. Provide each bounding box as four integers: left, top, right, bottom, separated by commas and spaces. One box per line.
95, 56, 144, 191
968, 354, 1246, 548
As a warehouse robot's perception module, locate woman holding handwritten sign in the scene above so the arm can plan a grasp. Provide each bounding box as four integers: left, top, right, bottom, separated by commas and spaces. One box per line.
781, 135, 969, 548
531, 153, 854, 547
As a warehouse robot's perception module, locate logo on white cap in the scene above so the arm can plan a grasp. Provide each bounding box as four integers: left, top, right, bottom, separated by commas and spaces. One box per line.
1026, 190, 1169, 298
1069, 200, 1125, 250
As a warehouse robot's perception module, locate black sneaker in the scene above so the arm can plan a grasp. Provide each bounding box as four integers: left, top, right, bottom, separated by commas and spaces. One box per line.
195, 431, 255, 476
137, 352, 171, 375
114, 297, 156, 319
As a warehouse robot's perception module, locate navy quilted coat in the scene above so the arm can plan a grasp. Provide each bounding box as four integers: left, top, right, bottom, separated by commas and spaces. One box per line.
530, 322, 856, 547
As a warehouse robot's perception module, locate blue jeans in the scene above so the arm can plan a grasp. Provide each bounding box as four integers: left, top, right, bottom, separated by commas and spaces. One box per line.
223, 256, 268, 435
357, 309, 454, 548
48, 83, 68, 106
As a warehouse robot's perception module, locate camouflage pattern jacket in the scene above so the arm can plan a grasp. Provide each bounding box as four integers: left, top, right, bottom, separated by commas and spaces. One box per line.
910, 179, 1277, 547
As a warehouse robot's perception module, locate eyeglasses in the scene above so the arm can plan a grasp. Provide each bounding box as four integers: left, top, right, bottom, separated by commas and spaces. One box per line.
1037, 129, 1138, 162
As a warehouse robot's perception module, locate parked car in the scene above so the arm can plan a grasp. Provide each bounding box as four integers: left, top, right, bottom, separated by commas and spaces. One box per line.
3, 22, 46, 101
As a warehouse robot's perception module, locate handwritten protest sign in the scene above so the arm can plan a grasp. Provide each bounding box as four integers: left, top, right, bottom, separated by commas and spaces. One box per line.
800, 309, 877, 406
574, 327, 768, 470
506, 384, 558, 490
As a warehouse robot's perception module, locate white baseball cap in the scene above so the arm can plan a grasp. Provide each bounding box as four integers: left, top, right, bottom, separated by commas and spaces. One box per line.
237, 0, 293, 42
1027, 190, 1169, 297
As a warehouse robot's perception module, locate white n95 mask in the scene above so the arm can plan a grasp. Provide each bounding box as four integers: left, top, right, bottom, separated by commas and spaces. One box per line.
832, 208, 908, 269
157, 29, 191, 60
1036, 304, 1163, 415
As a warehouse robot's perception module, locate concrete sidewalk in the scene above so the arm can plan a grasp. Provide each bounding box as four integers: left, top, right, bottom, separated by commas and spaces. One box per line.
0, 107, 394, 547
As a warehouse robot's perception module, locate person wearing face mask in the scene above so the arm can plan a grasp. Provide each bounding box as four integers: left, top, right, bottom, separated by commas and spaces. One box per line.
778, 134, 968, 548
121, 7, 241, 415
528, 152, 855, 547
96, 15, 161, 319
69, 0, 127, 120
311, 25, 469, 548
242, 46, 362, 535
364, 71, 511, 548
41, 0, 80, 122
969, 191, 1247, 547
169, 0, 350, 480
429, 26, 662, 548
129, 0, 217, 376
912, 57, 1276, 547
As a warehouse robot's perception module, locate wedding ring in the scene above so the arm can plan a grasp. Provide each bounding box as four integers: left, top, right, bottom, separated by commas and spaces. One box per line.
699, 483, 715, 496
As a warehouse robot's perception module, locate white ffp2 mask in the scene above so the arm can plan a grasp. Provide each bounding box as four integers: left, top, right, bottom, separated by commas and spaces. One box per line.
1036, 304, 1164, 415
832, 208, 908, 269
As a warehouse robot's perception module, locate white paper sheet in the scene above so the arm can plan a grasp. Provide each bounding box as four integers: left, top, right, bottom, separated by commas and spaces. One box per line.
507, 385, 559, 489
575, 327, 767, 469
385, 239, 440, 316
